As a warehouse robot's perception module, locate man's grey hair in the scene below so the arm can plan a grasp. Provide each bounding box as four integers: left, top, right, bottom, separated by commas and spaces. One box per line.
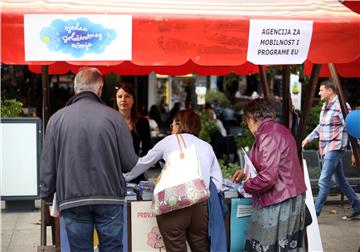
74, 67, 103, 94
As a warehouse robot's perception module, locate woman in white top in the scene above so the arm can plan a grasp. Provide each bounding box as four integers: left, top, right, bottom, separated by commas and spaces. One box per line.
125, 110, 223, 252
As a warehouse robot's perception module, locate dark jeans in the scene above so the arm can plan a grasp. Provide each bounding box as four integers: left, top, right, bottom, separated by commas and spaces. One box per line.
62, 204, 124, 252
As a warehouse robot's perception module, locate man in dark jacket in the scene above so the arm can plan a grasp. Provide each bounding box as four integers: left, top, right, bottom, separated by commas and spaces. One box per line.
40, 67, 138, 251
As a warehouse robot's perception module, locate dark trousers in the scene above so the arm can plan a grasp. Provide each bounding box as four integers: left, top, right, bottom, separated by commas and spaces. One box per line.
156, 201, 209, 252
62, 204, 124, 252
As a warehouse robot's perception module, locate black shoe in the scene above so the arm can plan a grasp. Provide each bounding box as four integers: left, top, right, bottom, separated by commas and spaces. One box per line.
342, 210, 360, 220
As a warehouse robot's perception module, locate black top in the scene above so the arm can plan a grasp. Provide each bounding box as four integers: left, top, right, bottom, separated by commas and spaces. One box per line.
130, 116, 151, 183
131, 117, 151, 156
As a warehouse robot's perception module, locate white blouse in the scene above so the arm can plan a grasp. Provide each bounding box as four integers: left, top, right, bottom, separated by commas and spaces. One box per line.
124, 133, 223, 190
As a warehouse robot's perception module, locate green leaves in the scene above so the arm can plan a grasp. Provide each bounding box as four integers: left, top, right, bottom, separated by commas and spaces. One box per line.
0, 99, 23, 117
234, 128, 254, 149
205, 90, 230, 108
198, 111, 218, 143
219, 159, 240, 179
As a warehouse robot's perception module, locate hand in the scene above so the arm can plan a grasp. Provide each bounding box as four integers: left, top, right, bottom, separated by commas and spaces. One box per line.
302, 139, 308, 149
352, 154, 356, 166
232, 169, 245, 183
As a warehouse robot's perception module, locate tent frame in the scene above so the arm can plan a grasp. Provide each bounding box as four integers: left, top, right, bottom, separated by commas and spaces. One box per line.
37, 61, 360, 251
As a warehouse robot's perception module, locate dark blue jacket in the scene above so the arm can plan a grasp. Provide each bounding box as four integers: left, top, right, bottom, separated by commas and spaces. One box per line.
208, 179, 227, 252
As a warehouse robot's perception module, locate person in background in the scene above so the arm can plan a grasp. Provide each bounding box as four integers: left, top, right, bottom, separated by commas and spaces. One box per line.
288, 97, 300, 138
149, 104, 162, 130
169, 102, 182, 124
272, 95, 282, 121
302, 80, 360, 220
40, 67, 138, 251
141, 106, 160, 137
159, 96, 169, 129
185, 100, 194, 111
205, 102, 227, 137
125, 110, 224, 252
232, 98, 307, 252
272, 96, 299, 138
116, 82, 151, 183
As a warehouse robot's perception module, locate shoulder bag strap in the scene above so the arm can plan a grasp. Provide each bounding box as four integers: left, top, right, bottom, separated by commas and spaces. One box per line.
175, 134, 202, 176
178, 134, 187, 148
175, 134, 186, 159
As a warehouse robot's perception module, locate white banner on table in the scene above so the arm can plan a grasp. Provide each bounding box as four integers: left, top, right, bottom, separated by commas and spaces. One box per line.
24, 14, 132, 61
131, 201, 165, 251
303, 160, 323, 252
247, 20, 313, 65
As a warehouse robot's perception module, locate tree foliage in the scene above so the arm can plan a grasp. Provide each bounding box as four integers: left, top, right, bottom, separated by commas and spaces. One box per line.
205, 90, 230, 108
1, 99, 23, 117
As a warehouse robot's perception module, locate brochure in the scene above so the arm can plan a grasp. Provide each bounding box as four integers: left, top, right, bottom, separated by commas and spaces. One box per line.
241, 148, 257, 179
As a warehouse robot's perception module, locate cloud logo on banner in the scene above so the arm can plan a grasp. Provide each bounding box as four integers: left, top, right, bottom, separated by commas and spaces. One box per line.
40, 18, 117, 58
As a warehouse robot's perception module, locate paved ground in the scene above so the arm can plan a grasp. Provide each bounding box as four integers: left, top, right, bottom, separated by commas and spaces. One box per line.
1, 198, 360, 252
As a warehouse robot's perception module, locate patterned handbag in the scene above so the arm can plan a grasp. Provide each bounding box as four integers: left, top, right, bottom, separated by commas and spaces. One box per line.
152, 134, 210, 215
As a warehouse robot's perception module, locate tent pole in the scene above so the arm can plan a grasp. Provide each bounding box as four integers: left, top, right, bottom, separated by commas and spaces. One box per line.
40, 65, 49, 247
328, 63, 360, 171
282, 65, 290, 128
258, 65, 271, 101
41, 65, 50, 132
296, 64, 321, 152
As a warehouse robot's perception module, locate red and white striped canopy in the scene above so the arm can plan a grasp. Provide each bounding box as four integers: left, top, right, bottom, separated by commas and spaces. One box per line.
1, 0, 359, 75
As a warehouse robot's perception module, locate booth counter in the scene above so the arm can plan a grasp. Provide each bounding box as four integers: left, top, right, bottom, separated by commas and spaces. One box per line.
60, 198, 252, 252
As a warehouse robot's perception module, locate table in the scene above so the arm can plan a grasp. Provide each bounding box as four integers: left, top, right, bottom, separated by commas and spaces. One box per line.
60, 198, 253, 251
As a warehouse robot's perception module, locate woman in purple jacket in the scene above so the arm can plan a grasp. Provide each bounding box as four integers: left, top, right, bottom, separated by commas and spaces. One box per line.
232, 98, 307, 252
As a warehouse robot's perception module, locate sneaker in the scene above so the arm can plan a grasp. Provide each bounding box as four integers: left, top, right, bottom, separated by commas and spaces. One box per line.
342, 210, 360, 220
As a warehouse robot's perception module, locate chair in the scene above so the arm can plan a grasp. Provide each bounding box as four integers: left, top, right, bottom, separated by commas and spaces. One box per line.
210, 131, 238, 164
303, 150, 322, 191
342, 150, 360, 193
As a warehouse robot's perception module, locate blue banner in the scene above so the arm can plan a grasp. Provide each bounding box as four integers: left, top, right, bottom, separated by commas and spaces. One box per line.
230, 198, 252, 252
40, 17, 117, 58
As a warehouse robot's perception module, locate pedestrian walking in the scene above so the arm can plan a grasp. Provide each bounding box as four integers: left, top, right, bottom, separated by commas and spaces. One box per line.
302, 80, 360, 220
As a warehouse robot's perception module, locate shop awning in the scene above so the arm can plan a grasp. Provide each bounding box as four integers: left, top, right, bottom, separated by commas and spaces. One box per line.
1, 0, 359, 75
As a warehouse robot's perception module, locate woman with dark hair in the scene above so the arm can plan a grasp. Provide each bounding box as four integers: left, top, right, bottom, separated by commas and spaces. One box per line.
124, 110, 223, 252
115, 83, 151, 183
232, 98, 307, 252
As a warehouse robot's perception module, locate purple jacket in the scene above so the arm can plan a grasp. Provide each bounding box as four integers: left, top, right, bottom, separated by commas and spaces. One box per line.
244, 117, 306, 208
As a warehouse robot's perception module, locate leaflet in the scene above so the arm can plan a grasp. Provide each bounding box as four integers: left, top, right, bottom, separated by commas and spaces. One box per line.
241, 148, 257, 179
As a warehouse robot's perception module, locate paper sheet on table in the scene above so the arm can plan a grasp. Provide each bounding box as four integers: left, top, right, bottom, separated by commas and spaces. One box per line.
241, 148, 257, 179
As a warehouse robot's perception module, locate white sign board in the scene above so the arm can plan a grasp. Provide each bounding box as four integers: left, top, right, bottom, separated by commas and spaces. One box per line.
247, 20, 313, 64
24, 14, 132, 61
290, 74, 302, 111
1, 119, 39, 197
196, 86, 207, 105
303, 160, 324, 252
